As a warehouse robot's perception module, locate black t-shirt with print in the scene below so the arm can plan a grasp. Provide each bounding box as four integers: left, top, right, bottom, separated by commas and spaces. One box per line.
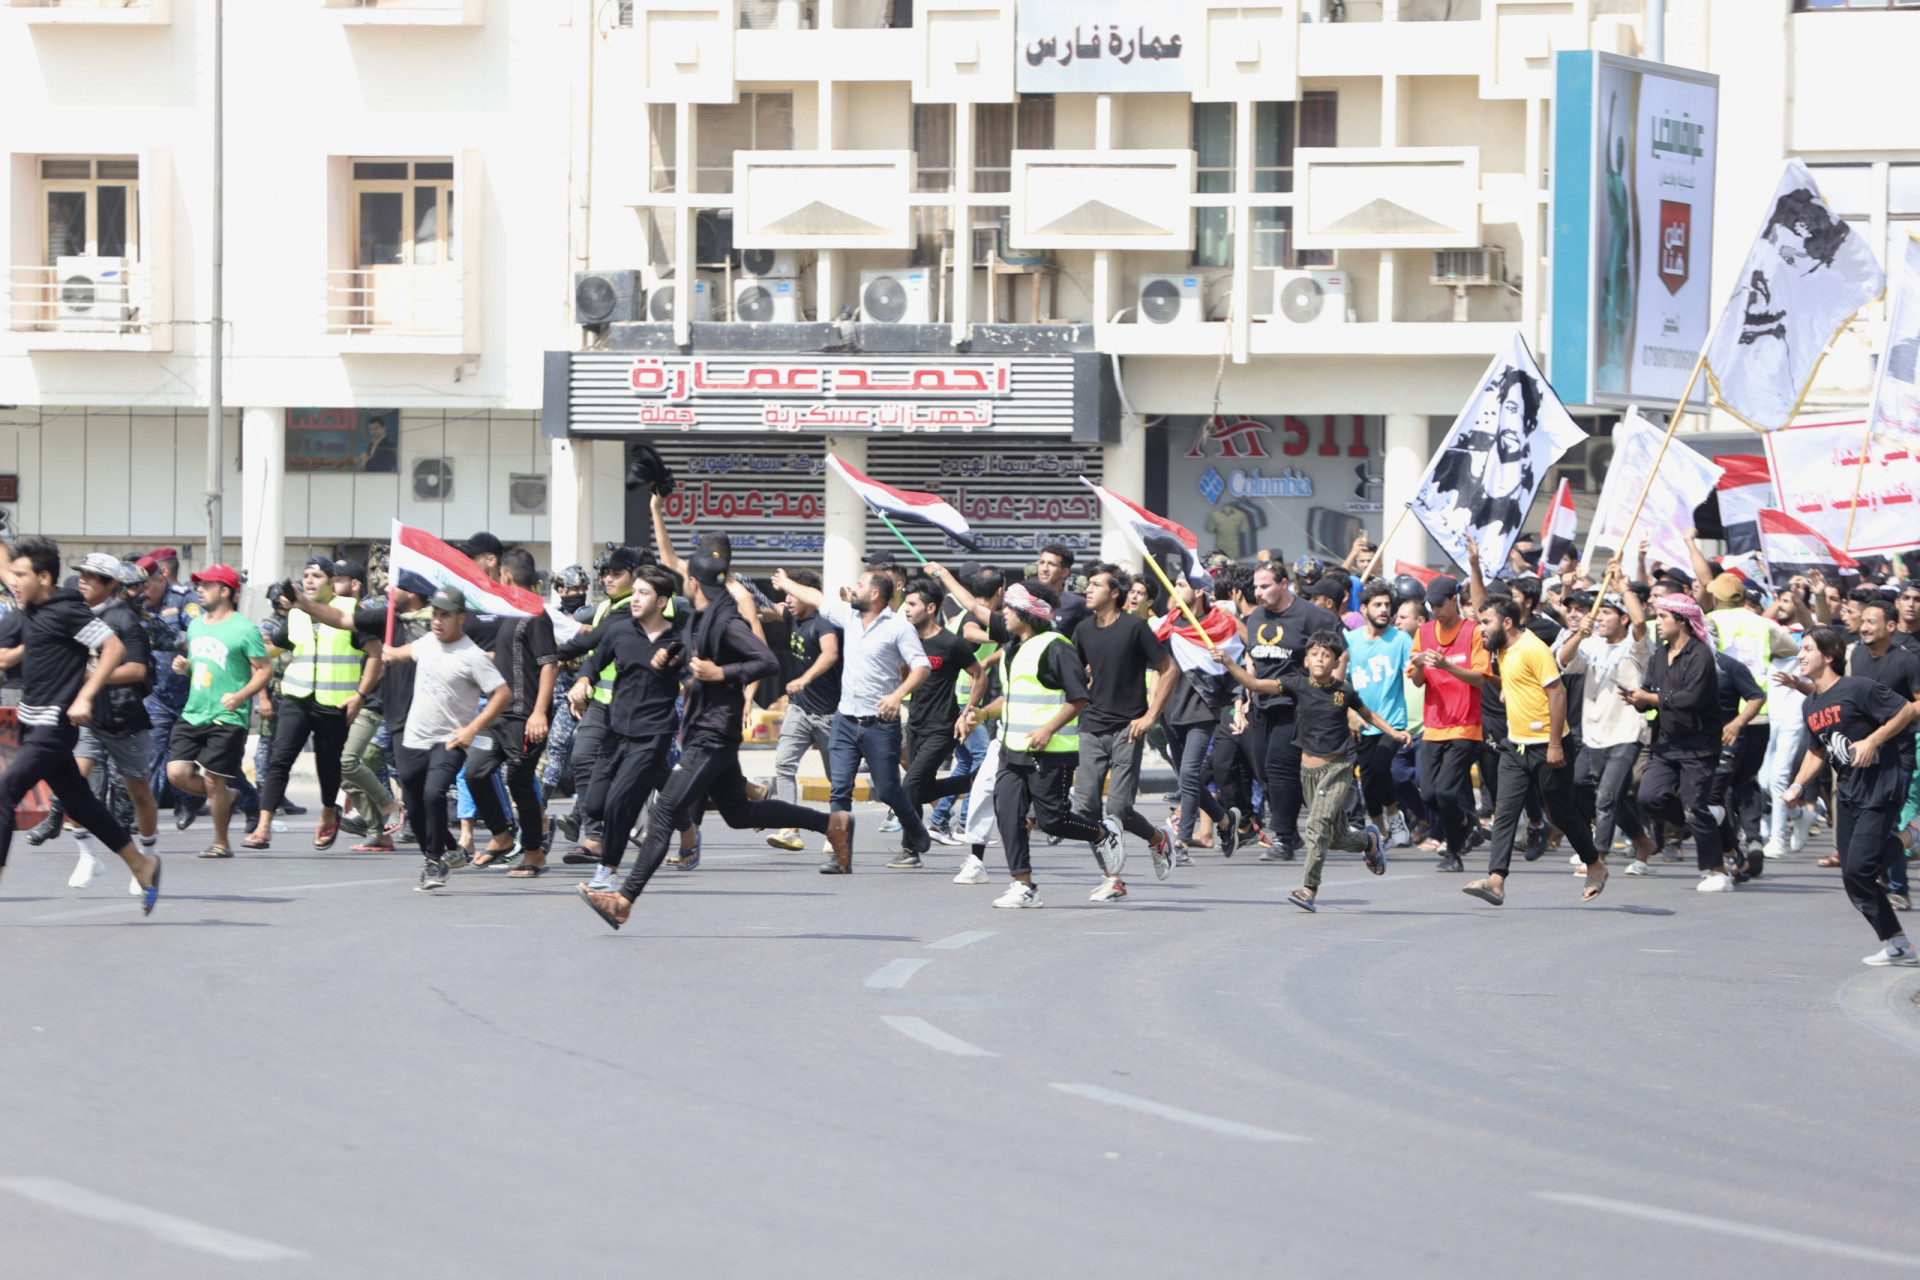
1850, 640, 1920, 770
907, 626, 974, 733
1277, 669, 1363, 758
1804, 676, 1912, 808
787, 611, 843, 718
1244, 599, 1341, 711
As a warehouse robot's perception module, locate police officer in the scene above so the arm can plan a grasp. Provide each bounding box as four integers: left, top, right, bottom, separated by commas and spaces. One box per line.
134, 547, 202, 829
551, 547, 640, 856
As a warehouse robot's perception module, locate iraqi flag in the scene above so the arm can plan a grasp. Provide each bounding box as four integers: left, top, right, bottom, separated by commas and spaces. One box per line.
1540, 479, 1577, 571
389, 521, 582, 642
825, 454, 981, 550
1711, 455, 1773, 555
1153, 603, 1243, 711
1079, 477, 1205, 580
1757, 508, 1858, 583
1395, 561, 1442, 587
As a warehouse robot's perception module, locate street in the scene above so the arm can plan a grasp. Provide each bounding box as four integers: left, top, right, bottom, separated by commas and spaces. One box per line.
2, 792, 1917, 1279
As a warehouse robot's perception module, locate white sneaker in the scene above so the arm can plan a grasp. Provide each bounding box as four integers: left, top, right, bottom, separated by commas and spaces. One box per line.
129, 875, 144, 895
587, 865, 615, 892
1762, 838, 1787, 862
1386, 811, 1411, 849
992, 881, 1041, 909
1789, 806, 1816, 853
1696, 871, 1735, 893
952, 854, 989, 885
1089, 876, 1127, 902
1708, 803, 1727, 826
1149, 826, 1173, 882
1865, 942, 1920, 966
1569, 852, 1585, 868
1622, 860, 1653, 876
67, 849, 101, 889
1097, 816, 1126, 879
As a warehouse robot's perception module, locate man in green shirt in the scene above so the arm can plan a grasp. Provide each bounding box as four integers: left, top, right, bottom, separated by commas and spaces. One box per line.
165, 565, 273, 857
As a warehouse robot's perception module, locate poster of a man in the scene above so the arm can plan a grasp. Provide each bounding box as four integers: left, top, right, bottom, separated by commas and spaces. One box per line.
1597, 87, 1636, 393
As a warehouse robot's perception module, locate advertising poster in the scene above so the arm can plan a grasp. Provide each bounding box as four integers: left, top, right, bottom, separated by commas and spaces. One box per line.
1163, 413, 1385, 565
286, 408, 401, 473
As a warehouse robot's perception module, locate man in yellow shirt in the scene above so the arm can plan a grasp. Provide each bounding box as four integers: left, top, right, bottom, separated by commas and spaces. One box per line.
1464, 596, 1608, 906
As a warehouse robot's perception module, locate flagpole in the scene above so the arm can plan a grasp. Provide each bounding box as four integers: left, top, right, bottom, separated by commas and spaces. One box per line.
1360, 505, 1414, 582
1131, 538, 1208, 636
873, 512, 932, 566
1607, 347, 1710, 572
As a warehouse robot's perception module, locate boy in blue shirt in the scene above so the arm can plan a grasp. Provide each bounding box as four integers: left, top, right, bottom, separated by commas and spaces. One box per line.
1347, 583, 1415, 847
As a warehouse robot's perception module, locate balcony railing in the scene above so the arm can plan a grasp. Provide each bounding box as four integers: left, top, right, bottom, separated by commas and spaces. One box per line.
8, 263, 150, 336
325, 265, 462, 338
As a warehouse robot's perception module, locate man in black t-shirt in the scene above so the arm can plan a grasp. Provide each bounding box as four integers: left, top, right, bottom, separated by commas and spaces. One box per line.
892, 578, 983, 868
462, 548, 559, 870
67, 554, 163, 887
767, 567, 841, 853
1070, 563, 1175, 868
1242, 561, 1341, 860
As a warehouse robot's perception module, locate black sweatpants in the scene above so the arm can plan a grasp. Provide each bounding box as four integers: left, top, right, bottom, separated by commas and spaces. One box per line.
1486, 742, 1600, 877
396, 741, 465, 861
1639, 743, 1723, 871
1258, 705, 1304, 846
619, 742, 828, 900
0, 722, 131, 865
1708, 723, 1768, 853
580, 731, 675, 870
993, 753, 1109, 880
1356, 733, 1398, 819
1836, 792, 1904, 941
1420, 737, 1480, 856
1212, 726, 1255, 824
258, 695, 348, 814
467, 714, 544, 843
569, 702, 609, 840
901, 720, 974, 810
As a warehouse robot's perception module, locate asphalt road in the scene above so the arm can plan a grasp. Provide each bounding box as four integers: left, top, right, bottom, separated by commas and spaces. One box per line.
3, 790, 1918, 1279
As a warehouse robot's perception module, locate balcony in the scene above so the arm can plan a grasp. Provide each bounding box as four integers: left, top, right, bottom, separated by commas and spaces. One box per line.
7, 263, 171, 352
324, 266, 472, 354
9, 0, 171, 23
322, 0, 481, 26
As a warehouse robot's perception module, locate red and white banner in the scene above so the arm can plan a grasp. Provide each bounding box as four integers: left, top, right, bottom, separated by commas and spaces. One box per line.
1757, 508, 1859, 581
1712, 454, 1773, 554
825, 454, 981, 549
1079, 477, 1205, 579
389, 522, 581, 642
1762, 415, 1920, 556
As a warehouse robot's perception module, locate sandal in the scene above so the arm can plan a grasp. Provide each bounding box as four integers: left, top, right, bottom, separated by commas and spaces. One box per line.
1462, 879, 1505, 906
313, 821, 339, 851
1582, 860, 1608, 902
241, 833, 271, 850
350, 839, 394, 852
506, 862, 546, 878
383, 808, 406, 836
198, 845, 233, 859
1287, 888, 1317, 913
1818, 854, 1841, 868
471, 845, 517, 868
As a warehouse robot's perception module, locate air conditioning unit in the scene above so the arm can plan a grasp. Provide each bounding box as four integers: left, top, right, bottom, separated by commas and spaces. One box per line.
1137, 274, 1205, 325
1430, 248, 1504, 287
860, 269, 931, 324
739, 248, 800, 278
646, 274, 715, 323
573, 270, 642, 325
413, 458, 454, 503
56, 256, 129, 332
1259, 269, 1349, 326
507, 473, 549, 517
732, 276, 800, 323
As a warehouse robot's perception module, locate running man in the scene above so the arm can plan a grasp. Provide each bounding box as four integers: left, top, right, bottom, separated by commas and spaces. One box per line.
1410, 576, 1491, 872
1346, 582, 1414, 848
68, 553, 162, 888
766, 567, 840, 853
165, 564, 274, 859
1070, 563, 1177, 875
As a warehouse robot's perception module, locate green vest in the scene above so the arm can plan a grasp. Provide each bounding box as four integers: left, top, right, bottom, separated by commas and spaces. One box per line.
1004, 630, 1078, 753
1711, 607, 1778, 719
281, 607, 360, 706
949, 610, 999, 704
589, 591, 633, 706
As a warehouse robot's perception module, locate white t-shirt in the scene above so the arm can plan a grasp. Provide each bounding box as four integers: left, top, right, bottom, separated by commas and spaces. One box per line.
1576, 633, 1651, 749
403, 633, 506, 750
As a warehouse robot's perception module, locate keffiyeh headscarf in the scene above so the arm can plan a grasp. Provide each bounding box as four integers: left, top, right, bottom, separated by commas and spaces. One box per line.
1656, 593, 1709, 645
1005, 582, 1054, 623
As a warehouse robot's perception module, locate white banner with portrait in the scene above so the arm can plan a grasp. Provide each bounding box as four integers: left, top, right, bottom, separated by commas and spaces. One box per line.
1580, 407, 1723, 573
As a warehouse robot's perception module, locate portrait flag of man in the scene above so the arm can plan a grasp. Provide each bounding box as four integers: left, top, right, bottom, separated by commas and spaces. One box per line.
1409, 332, 1587, 577
1579, 407, 1722, 574
1705, 159, 1885, 432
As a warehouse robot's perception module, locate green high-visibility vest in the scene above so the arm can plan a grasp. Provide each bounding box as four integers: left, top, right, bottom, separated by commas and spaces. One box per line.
282, 607, 360, 706
1004, 630, 1078, 753
949, 610, 998, 704
589, 590, 633, 706
1711, 607, 1780, 718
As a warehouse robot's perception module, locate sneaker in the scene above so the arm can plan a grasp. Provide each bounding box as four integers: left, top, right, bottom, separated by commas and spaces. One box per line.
767, 828, 804, 851
339, 813, 370, 838
416, 859, 449, 891
929, 820, 965, 847
1219, 807, 1242, 858
25, 805, 64, 846
1696, 871, 1734, 893
1148, 826, 1174, 881
1623, 860, 1653, 876
553, 812, 581, 843
1090, 876, 1128, 902
587, 864, 615, 892
1259, 837, 1298, 863
880, 814, 902, 834
443, 846, 471, 871
1174, 846, 1194, 867
992, 881, 1042, 909
67, 848, 101, 889
1569, 852, 1586, 868
1045, 833, 1064, 847
886, 850, 924, 869
1762, 838, 1787, 863
1385, 811, 1411, 849
1893, 893, 1914, 912
1865, 941, 1920, 966
1522, 824, 1549, 862
1097, 816, 1127, 879
1434, 852, 1460, 872
1465, 824, 1491, 853
953, 854, 989, 885
1789, 806, 1816, 854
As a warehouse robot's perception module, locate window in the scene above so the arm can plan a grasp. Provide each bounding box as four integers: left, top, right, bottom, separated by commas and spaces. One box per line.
40, 157, 140, 264
351, 159, 455, 267
648, 105, 677, 193
973, 96, 1054, 193
693, 93, 793, 193
913, 103, 954, 263
1191, 94, 1336, 269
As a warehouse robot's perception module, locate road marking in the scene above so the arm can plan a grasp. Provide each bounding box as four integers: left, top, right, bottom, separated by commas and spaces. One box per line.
1048, 1083, 1307, 1143
880, 1016, 998, 1057
925, 930, 995, 950
0, 1177, 308, 1262
866, 959, 932, 990
1535, 1193, 1920, 1269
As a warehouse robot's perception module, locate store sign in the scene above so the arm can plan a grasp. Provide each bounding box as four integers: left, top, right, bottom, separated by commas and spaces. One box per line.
558, 352, 1092, 438
1168, 414, 1384, 563
1016, 0, 1190, 93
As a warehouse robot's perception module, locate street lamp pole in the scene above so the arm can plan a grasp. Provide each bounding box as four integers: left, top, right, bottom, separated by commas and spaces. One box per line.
205, 0, 224, 568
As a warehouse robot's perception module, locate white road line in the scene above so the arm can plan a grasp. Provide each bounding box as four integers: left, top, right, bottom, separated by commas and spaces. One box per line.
880, 1015, 998, 1057
925, 930, 995, 950
1049, 1083, 1308, 1143
0, 1177, 308, 1262
1535, 1193, 1920, 1269
866, 958, 932, 990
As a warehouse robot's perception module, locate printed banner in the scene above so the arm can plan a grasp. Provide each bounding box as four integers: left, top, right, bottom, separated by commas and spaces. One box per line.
1867, 230, 1920, 454
286, 408, 400, 473
1581, 407, 1722, 572
1761, 416, 1920, 557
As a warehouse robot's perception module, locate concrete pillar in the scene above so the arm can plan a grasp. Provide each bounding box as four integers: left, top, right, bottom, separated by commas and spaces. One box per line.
822, 433, 867, 596
1100, 414, 1148, 567
240, 406, 284, 618
1379, 412, 1429, 573
547, 437, 592, 574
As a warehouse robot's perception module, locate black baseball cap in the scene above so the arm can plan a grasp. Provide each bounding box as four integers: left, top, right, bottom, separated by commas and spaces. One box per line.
1424, 576, 1460, 607
603, 546, 642, 574
687, 549, 728, 589
331, 558, 368, 585
1303, 576, 1345, 603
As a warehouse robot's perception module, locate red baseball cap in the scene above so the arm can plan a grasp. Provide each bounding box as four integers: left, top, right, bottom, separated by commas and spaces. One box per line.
190, 564, 241, 591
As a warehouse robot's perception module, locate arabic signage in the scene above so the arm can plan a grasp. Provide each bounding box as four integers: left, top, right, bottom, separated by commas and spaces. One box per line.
286, 408, 401, 473
557, 352, 1093, 437
1762, 415, 1920, 557
1016, 0, 1189, 94
1550, 52, 1718, 409
1166, 414, 1386, 563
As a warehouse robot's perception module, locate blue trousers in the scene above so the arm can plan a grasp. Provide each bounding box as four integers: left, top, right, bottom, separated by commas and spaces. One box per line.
828, 713, 929, 853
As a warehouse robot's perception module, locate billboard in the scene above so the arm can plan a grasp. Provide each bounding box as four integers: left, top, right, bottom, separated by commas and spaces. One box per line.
285, 408, 400, 473
1550, 52, 1718, 410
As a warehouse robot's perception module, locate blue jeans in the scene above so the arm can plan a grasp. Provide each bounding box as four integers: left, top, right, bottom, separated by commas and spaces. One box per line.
828, 713, 929, 852
1165, 721, 1225, 842
145, 695, 184, 807
932, 724, 988, 828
